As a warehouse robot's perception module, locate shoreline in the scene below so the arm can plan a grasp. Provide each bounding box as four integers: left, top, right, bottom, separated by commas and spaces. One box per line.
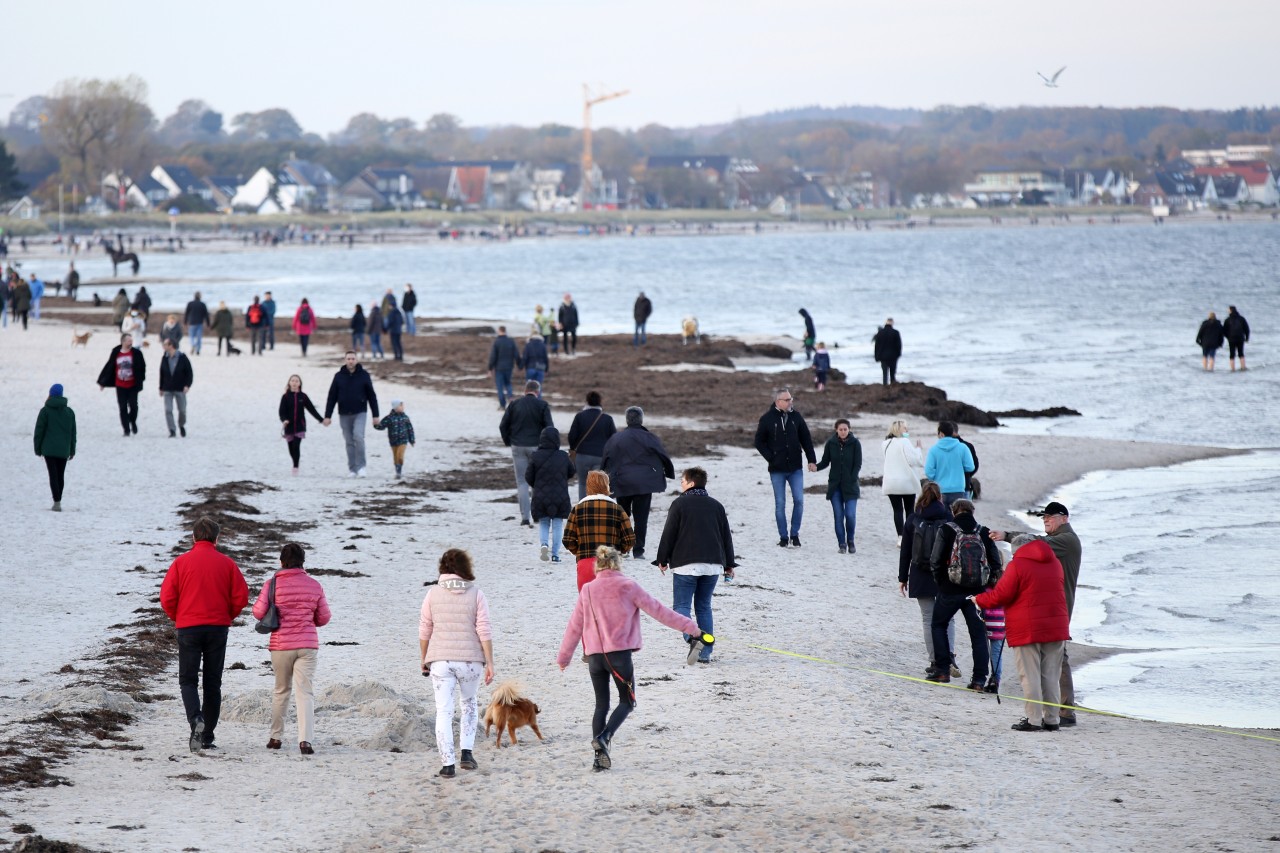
2, 317, 1275, 851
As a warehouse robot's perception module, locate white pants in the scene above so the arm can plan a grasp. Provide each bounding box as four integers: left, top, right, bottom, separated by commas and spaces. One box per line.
270, 648, 317, 743
429, 661, 483, 767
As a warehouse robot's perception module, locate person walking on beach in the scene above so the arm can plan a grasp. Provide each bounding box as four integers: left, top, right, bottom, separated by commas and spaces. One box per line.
523, 333, 549, 392
975, 537, 1069, 731
556, 546, 703, 772
132, 286, 152, 327
66, 262, 80, 300
323, 351, 381, 477
160, 314, 184, 351
872, 319, 902, 385
121, 309, 146, 344
488, 326, 522, 409
558, 293, 580, 355
815, 419, 862, 554
368, 303, 385, 360
262, 291, 278, 351
1224, 305, 1250, 371
184, 291, 208, 355
160, 517, 249, 752
253, 542, 331, 755
401, 283, 417, 336
111, 288, 130, 327
656, 466, 736, 663
350, 304, 368, 356
421, 548, 495, 778
563, 471, 635, 590
899, 482, 957, 678
925, 499, 1001, 689
499, 380, 554, 527
754, 388, 817, 548
1196, 311, 1225, 372
373, 399, 416, 479
990, 501, 1082, 726
11, 276, 31, 330
212, 301, 235, 356
533, 304, 558, 354
882, 421, 925, 542
925, 421, 974, 506
798, 308, 816, 361
34, 383, 75, 511
247, 295, 268, 355
293, 298, 318, 356
601, 406, 675, 561
633, 291, 652, 347
97, 332, 146, 436
158, 337, 194, 438
526, 426, 576, 563
954, 424, 980, 500
384, 295, 405, 361
567, 391, 617, 501
812, 342, 831, 391
280, 374, 324, 475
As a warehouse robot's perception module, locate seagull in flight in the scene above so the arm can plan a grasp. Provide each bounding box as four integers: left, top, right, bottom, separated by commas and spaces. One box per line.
1037, 66, 1066, 88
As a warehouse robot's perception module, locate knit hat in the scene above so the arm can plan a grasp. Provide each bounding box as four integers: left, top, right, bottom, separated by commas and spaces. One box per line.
49, 383, 63, 397
390, 399, 403, 409
1042, 501, 1069, 517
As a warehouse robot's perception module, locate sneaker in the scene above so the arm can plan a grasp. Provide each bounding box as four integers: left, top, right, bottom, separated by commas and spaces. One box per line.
686, 636, 706, 665
551, 555, 561, 563
169, 430, 176, 438
983, 680, 1000, 694
790, 536, 802, 547
778, 538, 789, 547
201, 740, 217, 750
1059, 715, 1078, 727
540, 544, 550, 562
1042, 722, 1060, 732
439, 764, 455, 778
51, 502, 61, 512
838, 546, 847, 554
299, 742, 314, 754
292, 468, 299, 477
266, 738, 282, 750
521, 519, 533, 527
950, 662, 962, 679
131, 423, 138, 434
347, 471, 358, 478
1011, 718, 1042, 732
180, 426, 186, 437
925, 671, 950, 684
189, 715, 205, 753
848, 544, 856, 554
966, 681, 985, 693
631, 551, 645, 560
356, 468, 368, 478
592, 734, 611, 770
459, 750, 478, 770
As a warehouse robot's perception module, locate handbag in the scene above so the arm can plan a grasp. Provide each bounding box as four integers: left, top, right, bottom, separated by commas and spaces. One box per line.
254, 574, 281, 634
569, 410, 605, 464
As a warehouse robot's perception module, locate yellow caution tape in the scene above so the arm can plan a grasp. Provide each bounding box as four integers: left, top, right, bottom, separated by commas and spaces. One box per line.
747, 644, 1280, 744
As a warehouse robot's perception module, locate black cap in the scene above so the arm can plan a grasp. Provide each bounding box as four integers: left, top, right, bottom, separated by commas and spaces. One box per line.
1042, 501, 1069, 517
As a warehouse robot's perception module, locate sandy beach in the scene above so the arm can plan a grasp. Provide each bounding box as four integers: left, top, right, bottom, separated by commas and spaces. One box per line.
1, 313, 1275, 853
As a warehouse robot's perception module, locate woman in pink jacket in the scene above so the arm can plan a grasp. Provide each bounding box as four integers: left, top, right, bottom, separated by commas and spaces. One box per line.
557, 546, 705, 772
292, 298, 319, 356
252, 543, 332, 755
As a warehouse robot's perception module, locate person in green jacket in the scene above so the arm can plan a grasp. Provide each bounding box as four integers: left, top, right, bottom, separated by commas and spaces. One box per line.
211, 301, 235, 355
815, 418, 862, 554
34, 384, 77, 511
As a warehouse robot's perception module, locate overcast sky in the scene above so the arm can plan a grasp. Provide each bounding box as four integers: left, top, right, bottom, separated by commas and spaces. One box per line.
8, 0, 1278, 135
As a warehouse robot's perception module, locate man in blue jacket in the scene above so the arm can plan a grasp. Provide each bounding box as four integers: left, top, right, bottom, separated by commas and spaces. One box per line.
753, 388, 817, 547
323, 351, 381, 477
924, 421, 975, 506
262, 291, 278, 350
487, 326, 522, 409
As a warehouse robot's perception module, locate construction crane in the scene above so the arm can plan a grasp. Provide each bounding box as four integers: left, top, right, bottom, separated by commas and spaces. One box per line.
581, 84, 628, 209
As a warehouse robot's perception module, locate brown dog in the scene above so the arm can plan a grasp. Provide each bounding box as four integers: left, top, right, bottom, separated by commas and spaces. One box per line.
71, 330, 93, 348
483, 681, 543, 747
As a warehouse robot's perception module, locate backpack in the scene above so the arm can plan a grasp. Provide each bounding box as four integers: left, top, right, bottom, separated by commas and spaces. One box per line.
909, 518, 947, 576
944, 522, 991, 587
299, 306, 312, 325
248, 304, 263, 324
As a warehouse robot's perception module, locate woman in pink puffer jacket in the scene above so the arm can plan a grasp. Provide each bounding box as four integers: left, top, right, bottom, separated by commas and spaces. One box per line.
252, 542, 331, 755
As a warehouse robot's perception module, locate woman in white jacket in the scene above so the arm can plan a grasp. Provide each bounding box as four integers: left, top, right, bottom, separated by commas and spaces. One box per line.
881, 420, 924, 542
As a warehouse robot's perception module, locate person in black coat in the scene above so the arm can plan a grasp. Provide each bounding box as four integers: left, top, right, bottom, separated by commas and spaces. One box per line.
558, 294, 580, 355
184, 291, 209, 355
158, 337, 195, 437
350, 304, 368, 356
384, 295, 405, 361
1196, 311, 1226, 371
1223, 305, 1250, 371
322, 351, 381, 476
488, 326, 523, 408
525, 427, 576, 562
926, 499, 1002, 688
898, 482, 956, 676
601, 406, 675, 560
753, 388, 817, 547
633, 291, 652, 347
97, 332, 147, 436
402, 283, 418, 336
500, 380, 555, 526
279, 374, 324, 473
568, 391, 618, 501
872, 319, 903, 385
798, 308, 816, 361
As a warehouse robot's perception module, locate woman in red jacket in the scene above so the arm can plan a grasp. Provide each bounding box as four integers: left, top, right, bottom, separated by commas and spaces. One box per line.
252, 542, 332, 754
292, 298, 319, 356
974, 538, 1069, 732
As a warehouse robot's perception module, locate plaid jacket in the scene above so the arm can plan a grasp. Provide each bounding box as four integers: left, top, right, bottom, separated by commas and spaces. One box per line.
563, 495, 635, 560
373, 410, 415, 446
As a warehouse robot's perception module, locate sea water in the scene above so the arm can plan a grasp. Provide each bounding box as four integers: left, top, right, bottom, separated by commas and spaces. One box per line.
70, 219, 1280, 725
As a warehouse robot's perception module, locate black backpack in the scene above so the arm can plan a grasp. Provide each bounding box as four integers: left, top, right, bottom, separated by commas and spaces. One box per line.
909, 518, 947, 576
299, 306, 312, 324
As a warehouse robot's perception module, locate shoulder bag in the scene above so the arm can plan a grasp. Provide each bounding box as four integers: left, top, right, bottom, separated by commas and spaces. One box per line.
569, 410, 605, 465
255, 574, 281, 634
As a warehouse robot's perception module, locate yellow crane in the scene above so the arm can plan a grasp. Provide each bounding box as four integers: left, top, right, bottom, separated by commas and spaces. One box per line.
582, 84, 628, 209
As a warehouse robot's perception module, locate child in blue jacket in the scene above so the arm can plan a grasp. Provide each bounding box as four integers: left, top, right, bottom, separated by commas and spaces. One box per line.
373, 399, 416, 478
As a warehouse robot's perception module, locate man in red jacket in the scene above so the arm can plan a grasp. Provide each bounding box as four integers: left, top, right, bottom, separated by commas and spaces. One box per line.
160, 517, 249, 752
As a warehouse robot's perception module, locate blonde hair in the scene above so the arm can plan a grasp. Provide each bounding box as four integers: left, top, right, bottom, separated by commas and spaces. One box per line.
888, 420, 908, 438
594, 546, 622, 571
586, 470, 610, 496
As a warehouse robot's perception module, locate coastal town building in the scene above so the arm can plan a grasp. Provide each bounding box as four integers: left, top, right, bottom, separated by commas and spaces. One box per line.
964, 170, 1070, 206
642, 155, 759, 210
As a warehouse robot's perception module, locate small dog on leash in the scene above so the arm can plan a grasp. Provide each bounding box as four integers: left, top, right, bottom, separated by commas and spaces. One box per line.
483, 681, 544, 747
225, 343, 243, 356
71, 329, 93, 348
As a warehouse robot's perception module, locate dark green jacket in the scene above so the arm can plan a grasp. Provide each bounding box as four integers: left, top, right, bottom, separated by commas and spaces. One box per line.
34, 396, 76, 458
212, 308, 234, 337
816, 434, 862, 500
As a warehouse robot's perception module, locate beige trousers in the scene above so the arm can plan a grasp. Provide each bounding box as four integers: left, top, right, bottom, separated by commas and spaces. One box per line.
271, 648, 317, 743
1014, 641, 1065, 726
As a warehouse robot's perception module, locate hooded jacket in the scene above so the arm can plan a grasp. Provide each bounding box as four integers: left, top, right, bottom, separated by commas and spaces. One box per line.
420, 575, 492, 665
816, 433, 862, 499
525, 427, 576, 520
929, 512, 1002, 595
601, 425, 675, 496
975, 540, 1069, 646
754, 406, 817, 473
252, 568, 332, 651
293, 304, 318, 336
324, 364, 379, 418
924, 436, 974, 494
556, 570, 698, 665
34, 396, 77, 458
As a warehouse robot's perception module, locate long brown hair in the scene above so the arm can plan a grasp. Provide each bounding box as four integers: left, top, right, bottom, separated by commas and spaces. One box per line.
284, 374, 303, 393
915, 481, 942, 513
438, 548, 474, 580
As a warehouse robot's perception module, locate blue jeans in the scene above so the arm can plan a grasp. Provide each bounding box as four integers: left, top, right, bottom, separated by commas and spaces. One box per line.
525, 368, 545, 392
494, 370, 513, 406
770, 468, 805, 539
189, 323, 203, 354
634, 321, 647, 346
352, 332, 365, 353
266, 319, 275, 348
941, 491, 966, 508
673, 573, 717, 659
539, 517, 565, 559
404, 310, 416, 335
829, 489, 857, 548
370, 334, 384, 357
989, 638, 1006, 684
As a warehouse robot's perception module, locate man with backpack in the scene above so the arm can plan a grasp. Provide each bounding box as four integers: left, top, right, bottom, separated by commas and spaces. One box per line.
246, 296, 267, 356
926, 499, 1002, 689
